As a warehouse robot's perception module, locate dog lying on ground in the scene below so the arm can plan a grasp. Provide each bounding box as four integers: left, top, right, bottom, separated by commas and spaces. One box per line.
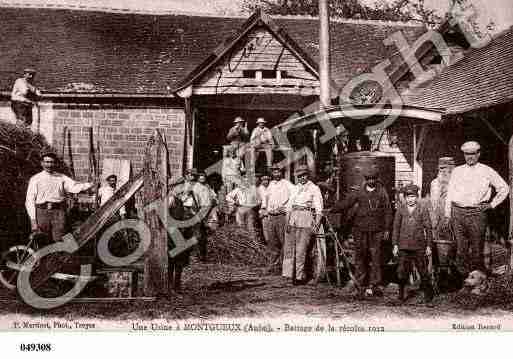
463, 270, 490, 296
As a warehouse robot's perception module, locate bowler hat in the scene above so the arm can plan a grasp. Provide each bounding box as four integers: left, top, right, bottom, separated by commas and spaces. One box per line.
461, 141, 480, 153
294, 165, 309, 176
403, 184, 419, 196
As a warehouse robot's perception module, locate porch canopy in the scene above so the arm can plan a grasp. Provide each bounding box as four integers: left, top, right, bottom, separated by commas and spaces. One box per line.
276, 103, 444, 135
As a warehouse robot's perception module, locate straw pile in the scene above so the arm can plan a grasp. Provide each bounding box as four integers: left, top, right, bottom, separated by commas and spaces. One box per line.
0, 121, 67, 249
207, 223, 272, 267
450, 272, 513, 310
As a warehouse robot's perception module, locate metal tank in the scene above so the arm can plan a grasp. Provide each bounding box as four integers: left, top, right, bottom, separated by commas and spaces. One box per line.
339, 151, 396, 202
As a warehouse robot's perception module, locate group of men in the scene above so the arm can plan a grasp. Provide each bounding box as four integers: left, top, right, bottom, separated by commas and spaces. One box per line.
25, 134, 509, 302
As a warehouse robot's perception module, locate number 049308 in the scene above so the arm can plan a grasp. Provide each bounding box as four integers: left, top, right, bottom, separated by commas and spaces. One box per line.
19, 343, 53, 352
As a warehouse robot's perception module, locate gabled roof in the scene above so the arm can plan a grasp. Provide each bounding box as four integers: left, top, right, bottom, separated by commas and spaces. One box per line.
402, 26, 513, 114
0, 6, 425, 95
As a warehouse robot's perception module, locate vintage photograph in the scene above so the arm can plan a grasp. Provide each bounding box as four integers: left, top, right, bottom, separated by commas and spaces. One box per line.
0, 0, 512, 342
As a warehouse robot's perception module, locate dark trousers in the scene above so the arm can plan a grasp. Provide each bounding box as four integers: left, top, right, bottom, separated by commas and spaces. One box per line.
36, 207, 66, 242
11, 101, 33, 126
353, 230, 383, 288
451, 206, 487, 276
182, 207, 207, 262
397, 249, 429, 283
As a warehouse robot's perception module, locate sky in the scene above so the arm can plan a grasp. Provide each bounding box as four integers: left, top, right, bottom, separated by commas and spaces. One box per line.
2, 0, 512, 30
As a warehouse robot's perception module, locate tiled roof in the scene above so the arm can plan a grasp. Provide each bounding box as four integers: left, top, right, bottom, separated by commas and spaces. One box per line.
402, 27, 513, 114
0, 6, 425, 95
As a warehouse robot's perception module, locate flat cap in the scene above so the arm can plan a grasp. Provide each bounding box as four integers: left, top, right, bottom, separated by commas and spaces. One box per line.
403, 184, 419, 196
106, 174, 117, 181
256, 117, 266, 124
185, 168, 198, 175
259, 172, 271, 179
233, 116, 245, 123
294, 164, 310, 176
461, 141, 480, 153
23, 68, 36, 74
438, 157, 455, 167
40, 151, 58, 160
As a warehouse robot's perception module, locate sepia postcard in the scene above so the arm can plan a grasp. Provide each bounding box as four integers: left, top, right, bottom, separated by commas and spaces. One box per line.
1, 0, 513, 355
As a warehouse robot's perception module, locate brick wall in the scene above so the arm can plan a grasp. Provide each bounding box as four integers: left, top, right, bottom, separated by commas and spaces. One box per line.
51, 103, 185, 181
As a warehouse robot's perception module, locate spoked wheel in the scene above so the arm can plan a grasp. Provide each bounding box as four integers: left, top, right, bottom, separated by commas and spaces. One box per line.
0, 245, 36, 291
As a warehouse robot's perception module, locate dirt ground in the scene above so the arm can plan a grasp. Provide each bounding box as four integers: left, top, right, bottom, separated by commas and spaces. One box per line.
1, 260, 513, 328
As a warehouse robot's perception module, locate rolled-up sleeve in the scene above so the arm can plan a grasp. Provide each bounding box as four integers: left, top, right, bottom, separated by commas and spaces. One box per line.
63, 175, 92, 194
25, 177, 37, 221
312, 185, 324, 218
489, 168, 509, 209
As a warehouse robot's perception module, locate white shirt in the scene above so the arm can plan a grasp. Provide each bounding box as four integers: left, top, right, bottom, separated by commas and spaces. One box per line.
445, 162, 509, 217
250, 126, 272, 146
226, 186, 260, 208
222, 157, 241, 178
257, 184, 269, 207
262, 179, 295, 213
11, 78, 40, 103
98, 185, 126, 216
25, 171, 93, 220
170, 181, 211, 208
287, 181, 323, 227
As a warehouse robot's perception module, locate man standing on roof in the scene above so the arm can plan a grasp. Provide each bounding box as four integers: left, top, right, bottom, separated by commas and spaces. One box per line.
11, 68, 42, 127
250, 117, 273, 168
445, 141, 509, 278
25, 151, 93, 242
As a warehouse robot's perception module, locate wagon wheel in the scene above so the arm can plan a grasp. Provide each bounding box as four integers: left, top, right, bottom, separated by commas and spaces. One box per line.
0, 245, 36, 291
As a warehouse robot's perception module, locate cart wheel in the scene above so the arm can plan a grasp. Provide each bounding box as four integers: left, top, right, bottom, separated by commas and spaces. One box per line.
0, 245, 36, 291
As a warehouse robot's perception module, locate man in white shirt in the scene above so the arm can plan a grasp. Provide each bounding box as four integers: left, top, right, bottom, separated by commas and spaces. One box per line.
222, 148, 242, 193
11, 68, 42, 126
250, 117, 273, 168
26, 152, 93, 242
445, 141, 509, 277
260, 165, 295, 273
98, 174, 126, 218
226, 177, 259, 235
283, 165, 323, 284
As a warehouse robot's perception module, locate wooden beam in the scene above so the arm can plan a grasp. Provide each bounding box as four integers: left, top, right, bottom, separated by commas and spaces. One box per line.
413, 124, 429, 192
142, 130, 169, 296
509, 134, 513, 269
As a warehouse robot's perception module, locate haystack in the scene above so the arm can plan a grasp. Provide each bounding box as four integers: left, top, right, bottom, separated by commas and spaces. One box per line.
0, 121, 68, 250
207, 223, 272, 267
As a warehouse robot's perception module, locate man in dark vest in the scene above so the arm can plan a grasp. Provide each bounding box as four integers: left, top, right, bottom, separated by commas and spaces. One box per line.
332, 166, 392, 297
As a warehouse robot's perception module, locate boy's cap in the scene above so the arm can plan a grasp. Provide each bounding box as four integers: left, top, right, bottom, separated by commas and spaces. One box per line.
403, 184, 420, 196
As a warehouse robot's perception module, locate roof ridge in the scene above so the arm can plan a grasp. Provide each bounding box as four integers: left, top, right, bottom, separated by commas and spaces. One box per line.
270, 14, 424, 27
0, 3, 424, 26
0, 3, 247, 17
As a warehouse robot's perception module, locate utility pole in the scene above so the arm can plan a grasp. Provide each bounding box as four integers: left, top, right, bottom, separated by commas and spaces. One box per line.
319, 0, 331, 108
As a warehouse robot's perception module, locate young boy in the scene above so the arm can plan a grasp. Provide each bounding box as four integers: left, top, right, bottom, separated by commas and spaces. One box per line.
392, 184, 434, 303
